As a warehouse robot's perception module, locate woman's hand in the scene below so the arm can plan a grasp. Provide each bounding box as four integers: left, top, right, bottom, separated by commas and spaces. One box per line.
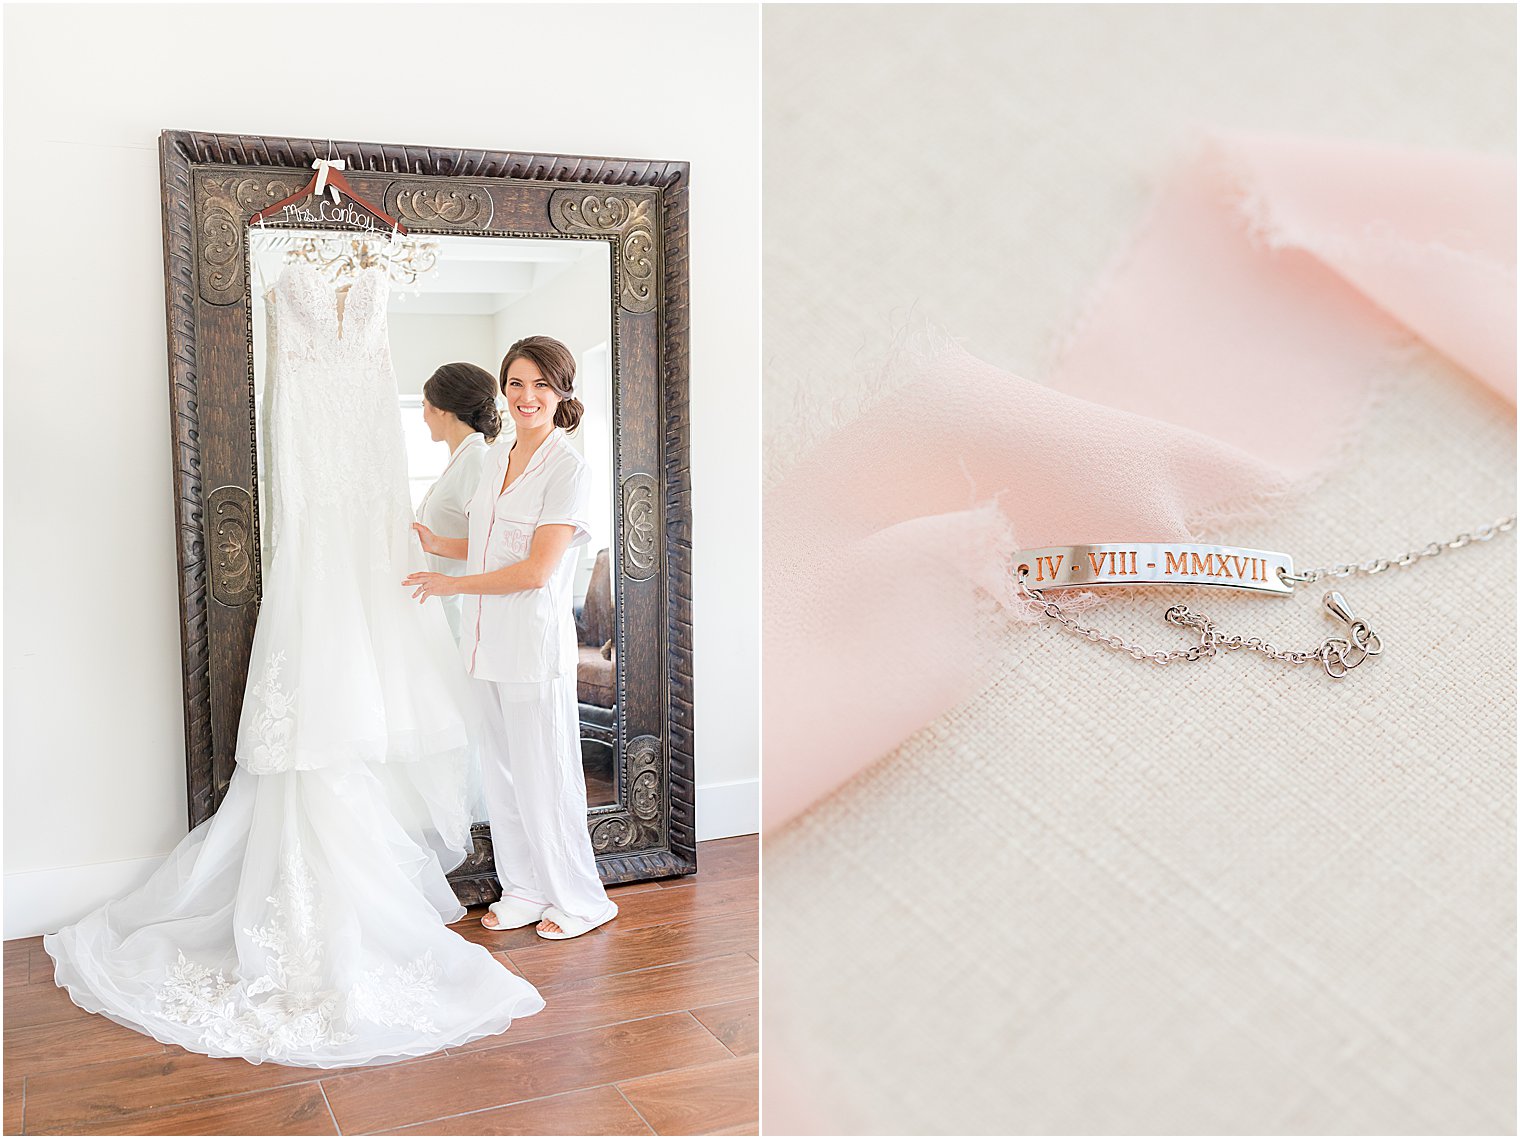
412, 522, 468, 562
402, 571, 458, 602
412, 522, 442, 555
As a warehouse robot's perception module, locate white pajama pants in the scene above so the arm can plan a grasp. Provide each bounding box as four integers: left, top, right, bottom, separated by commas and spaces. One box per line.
476, 675, 609, 923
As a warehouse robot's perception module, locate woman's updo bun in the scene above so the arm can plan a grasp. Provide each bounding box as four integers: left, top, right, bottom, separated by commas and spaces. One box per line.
500, 335, 582, 435
554, 397, 584, 432
470, 401, 503, 440
423, 362, 502, 443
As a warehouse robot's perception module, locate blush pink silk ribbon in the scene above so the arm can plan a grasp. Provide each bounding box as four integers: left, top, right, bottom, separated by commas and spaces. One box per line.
764, 133, 1516, 831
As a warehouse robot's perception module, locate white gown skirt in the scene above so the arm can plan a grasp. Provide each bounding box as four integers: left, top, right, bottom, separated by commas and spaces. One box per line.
44, 761, 543, 1068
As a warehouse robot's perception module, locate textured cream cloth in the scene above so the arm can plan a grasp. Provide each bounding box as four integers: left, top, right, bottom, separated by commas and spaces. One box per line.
762, 5, 1516, 1134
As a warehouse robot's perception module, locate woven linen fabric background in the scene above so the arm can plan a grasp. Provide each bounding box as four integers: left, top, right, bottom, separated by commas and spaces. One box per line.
762, 5, 1517, 1135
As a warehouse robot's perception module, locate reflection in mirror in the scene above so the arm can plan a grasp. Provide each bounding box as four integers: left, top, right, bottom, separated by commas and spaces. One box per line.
249, 231, 618, 807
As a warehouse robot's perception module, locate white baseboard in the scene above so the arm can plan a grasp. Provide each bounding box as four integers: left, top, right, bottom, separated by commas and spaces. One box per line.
696, 777, 759, 842
5, 779, 760, 939
5, 854, 169, 941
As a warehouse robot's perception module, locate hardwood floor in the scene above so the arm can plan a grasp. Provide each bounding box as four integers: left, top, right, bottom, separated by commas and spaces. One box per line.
2, 836, 757, 1136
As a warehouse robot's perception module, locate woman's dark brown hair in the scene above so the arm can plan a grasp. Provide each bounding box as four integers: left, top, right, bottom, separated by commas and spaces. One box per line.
423, 362, 502, 442
500, 335, 583, 432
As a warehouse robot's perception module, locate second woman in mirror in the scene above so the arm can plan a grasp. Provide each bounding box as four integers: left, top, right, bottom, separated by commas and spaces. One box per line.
416, 363, 501, 642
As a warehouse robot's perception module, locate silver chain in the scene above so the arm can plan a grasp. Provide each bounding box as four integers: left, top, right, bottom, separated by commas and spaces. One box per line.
1282, 516, 1515, 583
1016, 517, 1514, 678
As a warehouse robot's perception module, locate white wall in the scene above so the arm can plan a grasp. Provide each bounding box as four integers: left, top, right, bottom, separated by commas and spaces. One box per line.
388, 312, 498, 396
492, 251, 613, 372
2, 2, 761, 937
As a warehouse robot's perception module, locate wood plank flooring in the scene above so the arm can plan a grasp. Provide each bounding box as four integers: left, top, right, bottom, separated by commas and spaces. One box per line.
2, 835, 757, 1136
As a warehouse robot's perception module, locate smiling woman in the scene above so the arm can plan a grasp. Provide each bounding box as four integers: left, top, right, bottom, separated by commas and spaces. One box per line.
407, 334, 619, 941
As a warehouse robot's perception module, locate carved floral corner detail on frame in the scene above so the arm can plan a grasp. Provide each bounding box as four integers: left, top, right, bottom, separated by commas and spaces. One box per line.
207, 486, 258, 606
194, 172, 308, 306
590, 735, 665, 854
386, 182, 496, 229
621, 473, 659, 582
548, 190, 658, 313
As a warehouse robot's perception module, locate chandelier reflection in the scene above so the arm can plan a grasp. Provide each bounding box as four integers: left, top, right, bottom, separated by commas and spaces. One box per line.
281, 234, 441, 289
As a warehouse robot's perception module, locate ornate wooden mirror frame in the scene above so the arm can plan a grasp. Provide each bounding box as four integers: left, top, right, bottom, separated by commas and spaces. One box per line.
158, 130, 695, 901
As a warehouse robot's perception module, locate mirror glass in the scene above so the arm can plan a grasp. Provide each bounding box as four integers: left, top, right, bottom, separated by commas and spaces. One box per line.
248, 230, 619, 808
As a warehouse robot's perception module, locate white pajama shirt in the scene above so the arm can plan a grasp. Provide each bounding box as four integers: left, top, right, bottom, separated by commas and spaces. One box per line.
461, 428, 609, 921
416, 432, 487, 643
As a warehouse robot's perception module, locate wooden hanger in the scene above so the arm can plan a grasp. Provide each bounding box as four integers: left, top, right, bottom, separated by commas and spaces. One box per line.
248, 154, 408, 235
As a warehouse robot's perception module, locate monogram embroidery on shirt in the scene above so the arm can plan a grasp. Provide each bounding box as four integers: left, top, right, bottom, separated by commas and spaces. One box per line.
499, 525, 532, 561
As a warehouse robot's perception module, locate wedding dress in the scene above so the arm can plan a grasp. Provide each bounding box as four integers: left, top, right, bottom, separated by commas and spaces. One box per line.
43, 262, 544, 1067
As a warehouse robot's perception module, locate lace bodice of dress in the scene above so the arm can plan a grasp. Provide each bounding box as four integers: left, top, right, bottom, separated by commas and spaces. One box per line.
262, 263, 414, 559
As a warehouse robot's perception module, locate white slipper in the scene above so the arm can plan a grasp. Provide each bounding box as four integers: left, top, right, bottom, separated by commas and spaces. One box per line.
482, 895, 549, 931
536, 900, 618, 940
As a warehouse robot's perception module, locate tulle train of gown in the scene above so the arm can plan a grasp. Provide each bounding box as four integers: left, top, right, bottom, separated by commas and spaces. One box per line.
44, 262, 543, 1067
